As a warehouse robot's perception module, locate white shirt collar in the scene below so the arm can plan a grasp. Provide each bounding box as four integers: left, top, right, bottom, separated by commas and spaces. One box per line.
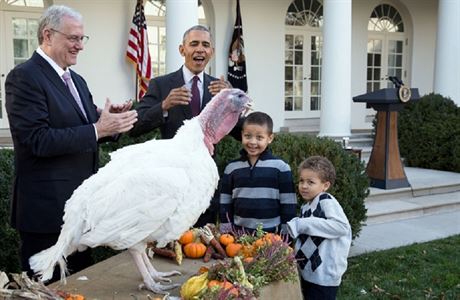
36, 47, 70, 80
182, 65, 204, 86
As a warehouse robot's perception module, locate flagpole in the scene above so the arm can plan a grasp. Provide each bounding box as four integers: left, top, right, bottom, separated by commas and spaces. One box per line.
135, 73, 139, 102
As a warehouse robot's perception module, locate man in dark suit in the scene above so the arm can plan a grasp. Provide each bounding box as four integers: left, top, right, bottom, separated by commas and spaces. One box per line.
130, 25, 234, 226
5, 5, 137, 280
130, 25, 230, 139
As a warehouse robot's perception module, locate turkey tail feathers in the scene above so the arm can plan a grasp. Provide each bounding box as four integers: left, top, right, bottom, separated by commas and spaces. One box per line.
29, 238, 70, 283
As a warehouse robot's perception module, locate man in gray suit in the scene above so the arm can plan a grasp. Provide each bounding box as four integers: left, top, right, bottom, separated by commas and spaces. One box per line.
130, 25, 236, 226
5, 5, 137, 280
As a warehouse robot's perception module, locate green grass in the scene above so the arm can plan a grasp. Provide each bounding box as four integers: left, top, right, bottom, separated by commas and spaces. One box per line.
338, 235, 460, 299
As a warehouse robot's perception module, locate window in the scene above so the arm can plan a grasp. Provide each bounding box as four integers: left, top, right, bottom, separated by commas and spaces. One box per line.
284, 0, 323, 117
2, 0, 44, 8
285, 0, 323, 27
367, 4, 406, 92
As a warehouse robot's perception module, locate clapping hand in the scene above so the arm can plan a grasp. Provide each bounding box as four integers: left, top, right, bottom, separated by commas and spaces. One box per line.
95, 98, 138, 139
209, 75, 232, 96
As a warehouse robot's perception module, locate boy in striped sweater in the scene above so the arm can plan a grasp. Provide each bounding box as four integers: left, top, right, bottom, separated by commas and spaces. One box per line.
219, 112, 297, 234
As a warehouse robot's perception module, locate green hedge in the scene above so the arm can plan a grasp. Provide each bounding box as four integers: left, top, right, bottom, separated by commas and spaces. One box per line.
0, 149, 20, 273
0, 131, 369, 273
398, 93, 460, 172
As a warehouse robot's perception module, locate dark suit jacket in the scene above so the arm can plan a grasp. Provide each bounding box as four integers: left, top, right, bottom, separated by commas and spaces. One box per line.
5, 51, 100, 233
130, 67, 218, 139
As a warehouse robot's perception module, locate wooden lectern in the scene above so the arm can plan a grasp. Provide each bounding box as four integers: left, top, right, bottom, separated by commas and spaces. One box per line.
353, 88, 420, 189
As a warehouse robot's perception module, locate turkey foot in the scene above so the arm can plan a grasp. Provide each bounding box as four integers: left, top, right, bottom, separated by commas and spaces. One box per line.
142, 251, 181, 282
139, 281, 181, 294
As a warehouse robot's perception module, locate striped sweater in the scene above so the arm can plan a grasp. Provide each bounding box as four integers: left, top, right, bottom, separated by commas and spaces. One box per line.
219, 149, 297, 232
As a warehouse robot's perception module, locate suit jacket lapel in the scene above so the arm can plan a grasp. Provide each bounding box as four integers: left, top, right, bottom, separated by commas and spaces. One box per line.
70, 70, 95, 123
203, 73, 213, 108
171, 67, 191, 119
32, 52, 89, 123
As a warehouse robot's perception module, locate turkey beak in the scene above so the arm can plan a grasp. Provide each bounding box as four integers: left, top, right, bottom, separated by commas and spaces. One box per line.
242, 101, 253, 117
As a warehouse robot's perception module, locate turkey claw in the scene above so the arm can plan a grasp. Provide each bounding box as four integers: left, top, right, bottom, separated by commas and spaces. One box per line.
139, 282, 180, 294
152, 270, 181, 283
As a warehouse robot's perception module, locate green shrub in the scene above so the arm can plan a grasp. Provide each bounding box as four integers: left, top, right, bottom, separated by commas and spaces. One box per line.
215, 133, 369, 240
0, 149, 20, 273
398, 93, 460, 172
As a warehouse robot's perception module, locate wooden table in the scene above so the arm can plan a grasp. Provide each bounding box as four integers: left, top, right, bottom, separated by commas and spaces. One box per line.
50, 251, 302, 299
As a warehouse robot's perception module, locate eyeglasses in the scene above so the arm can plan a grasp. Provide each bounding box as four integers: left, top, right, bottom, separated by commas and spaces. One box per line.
50, 28, 89, 45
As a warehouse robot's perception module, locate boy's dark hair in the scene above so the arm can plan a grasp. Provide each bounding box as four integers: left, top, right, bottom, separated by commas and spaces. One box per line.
243, 112, 273, 134
298, 156, 336, 186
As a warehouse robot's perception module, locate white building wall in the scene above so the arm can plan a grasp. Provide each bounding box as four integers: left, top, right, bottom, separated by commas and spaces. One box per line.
212, 0, 291, 132
2, 0, 451, 132
54, 0, 136, 108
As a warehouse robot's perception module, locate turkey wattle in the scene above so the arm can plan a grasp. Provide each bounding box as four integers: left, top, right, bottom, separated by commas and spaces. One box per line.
29, 88, 252, 293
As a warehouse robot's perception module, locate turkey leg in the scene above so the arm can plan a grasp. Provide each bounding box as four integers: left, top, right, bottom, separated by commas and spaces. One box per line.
129, 246, 180, 294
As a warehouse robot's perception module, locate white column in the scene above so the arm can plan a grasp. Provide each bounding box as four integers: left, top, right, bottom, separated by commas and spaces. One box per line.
165, 0, 198, 73
319, 0, 352, 137
434, 0, 460, 105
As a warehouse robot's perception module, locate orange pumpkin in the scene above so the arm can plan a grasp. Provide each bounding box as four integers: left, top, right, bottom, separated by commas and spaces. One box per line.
183, 242, 207, 258
207, 280, 222, 288
179, 230, 195, 245
241, 244, 254, 258
219, 233, 235, 246
225, 243, 242, 257
264, 233, 282, 243
243, 256, 254, 264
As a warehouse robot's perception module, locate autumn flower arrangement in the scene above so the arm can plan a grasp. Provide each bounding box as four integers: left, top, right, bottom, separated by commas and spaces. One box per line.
180, 225, 298, 300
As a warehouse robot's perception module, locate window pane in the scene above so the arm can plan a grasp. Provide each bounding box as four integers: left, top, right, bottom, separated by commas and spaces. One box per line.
396, 54, 402, 66
13, 39, 28, 58
12, 18, 27, 37
285, 35, 293, 49
374, 82, 380, 91
388, 40, 396, 53
294, 51, 303, 64
295, 66, 303, 81
285, 82, 293, 96
294, 97, 303, 110
311, 67, 319, 80
285, 66, 293, 80
388, 54, 396, 67
367, 53, 372, 66
311, 82, 320, 95
294, 81, 303, 96
311, 52, 320, 65
374, 39, 382, 52
374, 54, 381, 66
373, 68, 381, 80
294, 35, 303, 50
285, 97, 293, 110
310, 97, 319, 110
285, 51, 293, 64
367, 68, 372, 80
367, 82, 372, 92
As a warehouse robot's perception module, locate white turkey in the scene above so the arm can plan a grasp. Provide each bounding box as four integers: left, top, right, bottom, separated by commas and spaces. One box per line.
29, 88, 252, 293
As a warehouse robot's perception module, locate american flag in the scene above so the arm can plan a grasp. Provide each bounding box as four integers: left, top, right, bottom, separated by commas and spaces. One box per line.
126, 0, 152, 99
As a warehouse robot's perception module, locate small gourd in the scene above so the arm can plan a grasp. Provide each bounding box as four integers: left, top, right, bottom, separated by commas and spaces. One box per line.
219, 233, 235, 246
179, 230, 195, 245
183, 242, 207, 258
225, 242, 242, 257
